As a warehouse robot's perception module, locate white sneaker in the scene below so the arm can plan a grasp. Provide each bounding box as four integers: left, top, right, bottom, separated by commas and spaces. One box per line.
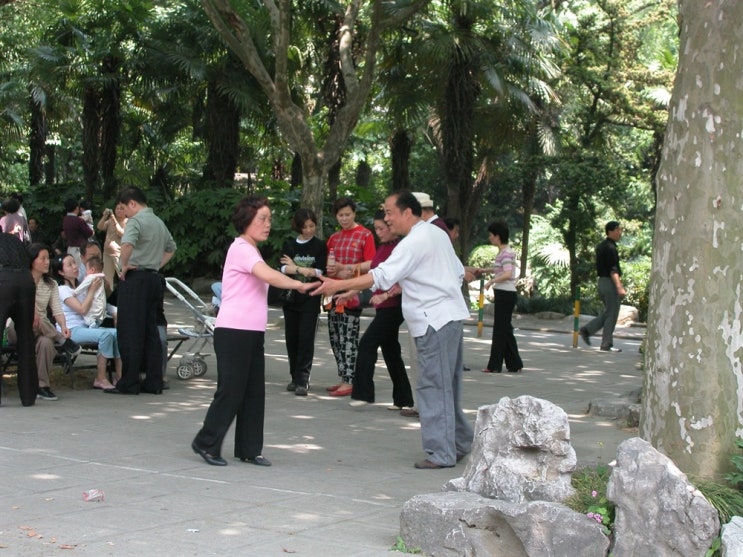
349, 400, 369, 407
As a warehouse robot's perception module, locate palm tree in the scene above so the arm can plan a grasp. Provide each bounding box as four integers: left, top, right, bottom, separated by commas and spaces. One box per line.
406, 0, 560, 260
24, 0, 155, 199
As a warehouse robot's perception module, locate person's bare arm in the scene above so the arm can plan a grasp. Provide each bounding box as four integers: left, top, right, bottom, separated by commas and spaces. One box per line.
310, 273, 374, 297
119, 243, 134, 278
159, 250, 174, 269
252, 261, 316, 293
612, 271, 626, 297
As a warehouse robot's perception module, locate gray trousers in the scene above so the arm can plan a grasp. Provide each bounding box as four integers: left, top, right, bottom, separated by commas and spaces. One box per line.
415, 321, 473, 466
585, 277, 621, 349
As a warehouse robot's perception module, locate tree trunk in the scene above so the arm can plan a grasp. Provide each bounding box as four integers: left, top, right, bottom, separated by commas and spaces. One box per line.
28, 96, 46, 186
290, 152, 302, 189
203, 79, 240, 187
355, 159, 371, 189
44, 144, 55, 185
100, 57, 121, 200
328, 158, 341, 202
640, 0, 743, 478
390, 128, 411, 190
297, 149, 327, 234
520, 166, 538, 279
440, 11, 479, 265
82, 85, 101, 200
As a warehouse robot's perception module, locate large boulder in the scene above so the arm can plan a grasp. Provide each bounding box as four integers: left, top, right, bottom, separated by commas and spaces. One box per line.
446, 396, 576, 503
607, 437, 720, 556
399, 492, 609, 557
722, 516, 743, 557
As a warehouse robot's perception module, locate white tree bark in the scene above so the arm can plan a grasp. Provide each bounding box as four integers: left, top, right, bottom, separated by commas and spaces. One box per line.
641, 0, 743, 477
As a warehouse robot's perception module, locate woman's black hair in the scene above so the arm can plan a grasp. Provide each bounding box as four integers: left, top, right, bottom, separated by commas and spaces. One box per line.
291, 208, 318, 233
332, 196, 356, 215
27, 243, 56, 286
487, 221, 510, 244
50, 252, 76, 287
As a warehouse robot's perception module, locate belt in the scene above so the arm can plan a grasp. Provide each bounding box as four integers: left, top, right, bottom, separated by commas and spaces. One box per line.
128, 268, 159, 273
0, 266, 27, 272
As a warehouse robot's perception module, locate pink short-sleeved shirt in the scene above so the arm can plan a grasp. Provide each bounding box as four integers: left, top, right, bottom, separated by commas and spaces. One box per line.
214, 237, 269, 332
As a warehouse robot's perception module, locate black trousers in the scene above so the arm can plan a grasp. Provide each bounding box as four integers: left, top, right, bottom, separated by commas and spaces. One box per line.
0, 269, 38, 406
486, 290, 523, 372
116, 270, 163, 393
282, 307, 318, 388
194, 328, 265, 459
352, 306, 413, 406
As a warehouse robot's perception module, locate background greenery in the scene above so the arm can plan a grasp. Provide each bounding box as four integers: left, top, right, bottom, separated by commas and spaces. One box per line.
1, 0, 675, 322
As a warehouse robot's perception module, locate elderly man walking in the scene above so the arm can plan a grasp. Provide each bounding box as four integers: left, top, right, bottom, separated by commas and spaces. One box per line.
312, 190, 473, 469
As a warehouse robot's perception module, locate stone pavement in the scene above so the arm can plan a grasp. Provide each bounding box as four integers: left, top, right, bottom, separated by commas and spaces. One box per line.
0, 299, 644, 556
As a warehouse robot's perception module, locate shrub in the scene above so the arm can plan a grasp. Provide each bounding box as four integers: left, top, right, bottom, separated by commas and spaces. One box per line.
621, 256, 651, 322
468, 244, 498, 269
158, 188, 246, 278
565, 464, 615, 537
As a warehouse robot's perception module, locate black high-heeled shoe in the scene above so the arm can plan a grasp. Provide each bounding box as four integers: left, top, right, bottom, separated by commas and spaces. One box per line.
191, 441, 227, 466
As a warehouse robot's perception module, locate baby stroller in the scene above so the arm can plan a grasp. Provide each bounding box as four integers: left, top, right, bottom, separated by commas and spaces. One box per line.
164, 277, 216, 380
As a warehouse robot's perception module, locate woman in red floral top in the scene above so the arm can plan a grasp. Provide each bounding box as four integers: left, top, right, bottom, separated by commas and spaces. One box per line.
325, 197, 376, 397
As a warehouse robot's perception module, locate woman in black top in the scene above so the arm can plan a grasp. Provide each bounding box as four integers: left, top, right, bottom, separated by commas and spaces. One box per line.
279, 209, 327, 396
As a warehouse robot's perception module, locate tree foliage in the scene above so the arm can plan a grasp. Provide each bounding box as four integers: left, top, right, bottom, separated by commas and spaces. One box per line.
0, 0, 676, 298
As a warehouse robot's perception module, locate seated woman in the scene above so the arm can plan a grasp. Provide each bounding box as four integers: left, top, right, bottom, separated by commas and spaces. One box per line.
8, 243, 78, 401
52, 253, 122, 390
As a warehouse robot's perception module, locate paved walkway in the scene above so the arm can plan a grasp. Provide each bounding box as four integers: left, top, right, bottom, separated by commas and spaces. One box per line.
0, 300, 644, 556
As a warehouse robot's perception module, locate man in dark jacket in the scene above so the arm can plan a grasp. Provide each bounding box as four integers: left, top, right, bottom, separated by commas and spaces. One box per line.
0, 233, 38, 406
580, 221, 626, 352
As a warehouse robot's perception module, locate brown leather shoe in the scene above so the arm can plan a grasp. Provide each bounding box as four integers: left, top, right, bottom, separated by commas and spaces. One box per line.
400, 408, 419, 418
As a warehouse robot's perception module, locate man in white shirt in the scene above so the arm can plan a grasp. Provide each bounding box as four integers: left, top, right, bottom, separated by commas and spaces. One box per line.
312, 190, 473, 469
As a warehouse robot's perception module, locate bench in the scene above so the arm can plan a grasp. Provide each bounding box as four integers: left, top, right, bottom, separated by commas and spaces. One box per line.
0, 331, 192, 394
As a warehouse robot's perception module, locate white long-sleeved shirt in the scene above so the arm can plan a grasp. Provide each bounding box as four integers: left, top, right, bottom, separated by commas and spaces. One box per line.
370, 220, 469, 337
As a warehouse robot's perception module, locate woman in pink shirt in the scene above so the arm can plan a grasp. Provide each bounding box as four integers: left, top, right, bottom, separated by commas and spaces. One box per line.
191, 196, 315, 467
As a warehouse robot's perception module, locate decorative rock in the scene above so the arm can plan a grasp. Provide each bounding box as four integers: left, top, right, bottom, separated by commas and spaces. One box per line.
722, 516, 743, 557
617, 304, 639, 325
587, 389, 642, 426
445, 396, 576, 503
607, 437, 720, 556
399, 492, 609, 557
532, 311, 567, 320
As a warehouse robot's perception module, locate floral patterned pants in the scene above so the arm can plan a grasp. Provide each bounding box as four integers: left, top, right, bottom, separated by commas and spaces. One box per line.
328, 309, 361, 383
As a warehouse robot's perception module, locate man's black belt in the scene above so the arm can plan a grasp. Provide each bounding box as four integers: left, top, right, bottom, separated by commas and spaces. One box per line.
128, 268, 159, 273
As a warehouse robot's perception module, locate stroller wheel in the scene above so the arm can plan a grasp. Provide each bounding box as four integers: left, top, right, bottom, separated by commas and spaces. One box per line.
192, 359, 208, 377
176, 363, 194, 380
